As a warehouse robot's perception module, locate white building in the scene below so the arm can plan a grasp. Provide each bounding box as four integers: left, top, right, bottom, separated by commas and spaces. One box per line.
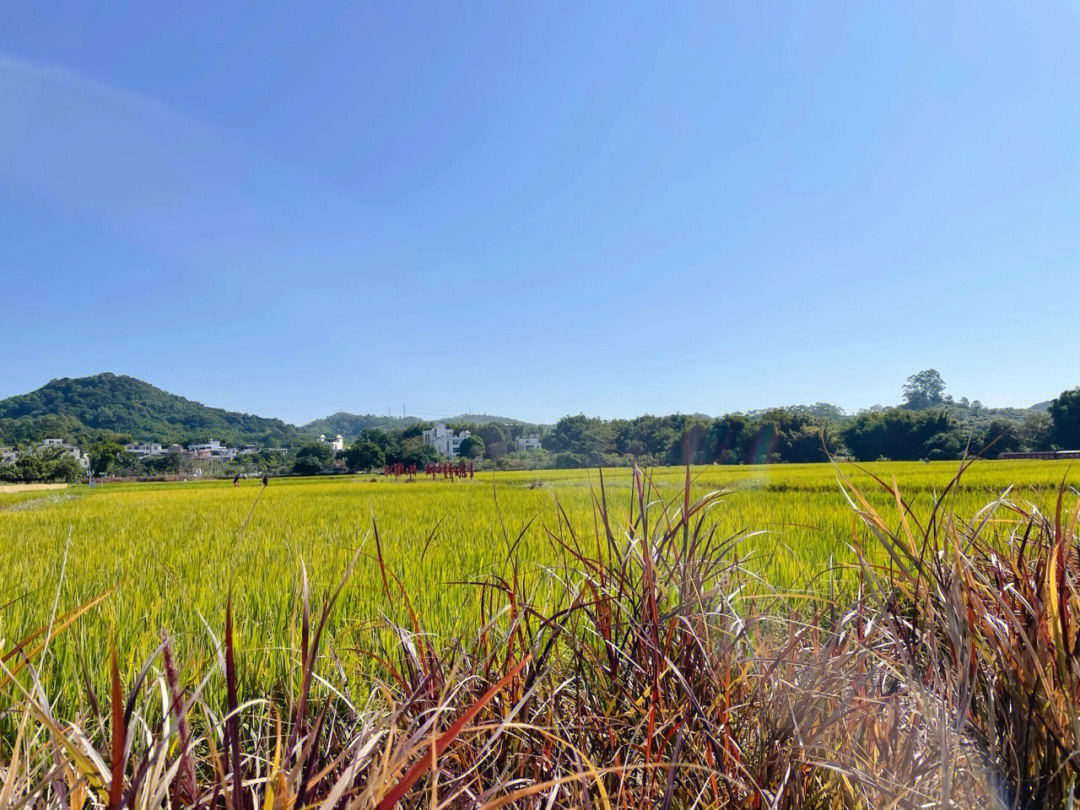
188, 440, 237, 460
516, 434, 542, 452
319, 434, 345, 453
37, 439, 90, 469
422, 423, 471, 458
0, 447, 19, 465
125, 442, 165, 458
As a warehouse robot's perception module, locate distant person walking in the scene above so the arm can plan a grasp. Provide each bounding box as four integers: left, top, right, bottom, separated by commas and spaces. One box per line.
261, 474, 269, 487
233, 474, 240, 487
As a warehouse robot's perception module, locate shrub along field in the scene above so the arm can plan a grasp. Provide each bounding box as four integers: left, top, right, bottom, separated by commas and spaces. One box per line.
1, 459, 1075, 703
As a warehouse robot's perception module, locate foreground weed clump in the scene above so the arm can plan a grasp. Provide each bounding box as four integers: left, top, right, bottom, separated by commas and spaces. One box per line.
1, 463, 1078, 808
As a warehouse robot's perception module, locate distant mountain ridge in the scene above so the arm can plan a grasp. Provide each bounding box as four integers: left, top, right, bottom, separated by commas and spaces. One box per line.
0, 374, 299, 447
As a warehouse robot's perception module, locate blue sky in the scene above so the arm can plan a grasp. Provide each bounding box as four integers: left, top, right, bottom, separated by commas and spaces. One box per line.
2, 2, 1078, 424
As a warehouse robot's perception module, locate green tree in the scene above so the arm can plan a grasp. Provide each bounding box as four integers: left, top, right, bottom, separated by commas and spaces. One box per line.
344, 441, 385, 472
111, 452, 141, 475
902, 369, 947, 410
665, 419, 711, 466
706, 414, 750, 464
89, 438, 127, 474
9, 455, 46, 482
1049, 388, 1080, 449
292, 442, 333, 475
980, 418, 1021, 458
50, 458, 84, 483
290, 457, 320, 475
476, 423, 510, 459
543, 416, 616, 466
361, 429, 395, 456
1020, 411, 1053, 452
458, 435, 485, 460
399, 440, 438, 469
841, 408, 957, 461
146, 453, 183, 474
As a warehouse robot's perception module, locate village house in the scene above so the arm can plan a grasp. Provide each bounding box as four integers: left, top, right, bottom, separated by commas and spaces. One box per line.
422, 423, 471, 458
125, 442, 165, 458
188, 440, 238, 460
0, 447, 19, 465
37, 438, 91, 469
319, 434, 345, 453
515, 434, 542, 451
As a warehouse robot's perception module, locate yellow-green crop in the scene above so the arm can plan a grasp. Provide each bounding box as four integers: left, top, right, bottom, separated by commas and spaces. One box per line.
1, 460, 1076, 711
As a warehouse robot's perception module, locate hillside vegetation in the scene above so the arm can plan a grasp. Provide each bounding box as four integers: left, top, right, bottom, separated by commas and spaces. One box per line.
0, 373, 299, 447
2, 370, 1076, 471
301, 412, 423, 438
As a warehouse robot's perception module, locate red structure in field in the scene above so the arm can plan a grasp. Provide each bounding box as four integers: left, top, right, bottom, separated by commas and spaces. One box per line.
392, 461, 474, 480
419, 461, 475, 480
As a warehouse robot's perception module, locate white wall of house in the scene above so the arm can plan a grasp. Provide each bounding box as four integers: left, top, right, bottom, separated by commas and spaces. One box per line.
36, 439, 91, 469
125, 442, 165, 457
516, 435, 542, 451
422, 423, 471, 458
319, 434, 345, 453
188, 440, 237, 460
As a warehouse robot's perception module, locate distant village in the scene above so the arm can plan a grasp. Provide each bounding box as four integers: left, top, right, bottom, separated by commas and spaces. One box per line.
1, 438, 92, 469
0, 422, 545, 481
0, 436, 311, 473
421, 423, 541, 457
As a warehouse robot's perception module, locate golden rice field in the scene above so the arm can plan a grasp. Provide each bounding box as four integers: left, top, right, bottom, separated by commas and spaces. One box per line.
2, 460, 1077, 711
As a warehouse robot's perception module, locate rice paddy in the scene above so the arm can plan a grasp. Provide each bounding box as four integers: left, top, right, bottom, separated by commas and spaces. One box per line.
4, 458, 1080, 808
2, 459, 1077, 709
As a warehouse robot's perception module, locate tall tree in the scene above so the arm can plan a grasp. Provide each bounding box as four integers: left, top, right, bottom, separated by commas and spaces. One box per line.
344, 441, 385, 473
1049, 388, 1080, 449
902, 369, 947, 410
292, 442, 333, 475
458, 435, 486, 460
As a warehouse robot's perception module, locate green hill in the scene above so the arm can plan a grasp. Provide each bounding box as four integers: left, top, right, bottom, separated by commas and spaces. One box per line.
439, 413, 533, 426
0, 374, 300, 447
302, 412, 422, 440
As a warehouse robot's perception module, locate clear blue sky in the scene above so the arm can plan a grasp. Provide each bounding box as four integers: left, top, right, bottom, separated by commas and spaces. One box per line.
3, 2, 1078, 424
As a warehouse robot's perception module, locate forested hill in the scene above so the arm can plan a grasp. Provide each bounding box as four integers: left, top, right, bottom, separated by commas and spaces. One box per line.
302, 412, 528, 440
0, 374, 299, 446
301, 413, 422, 439
0, 374, 533, 447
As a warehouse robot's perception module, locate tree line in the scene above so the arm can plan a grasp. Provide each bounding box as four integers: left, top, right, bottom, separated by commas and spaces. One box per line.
336, 374, 1080, 472
0, 452, 84, 484
6, 372, 1080, 480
